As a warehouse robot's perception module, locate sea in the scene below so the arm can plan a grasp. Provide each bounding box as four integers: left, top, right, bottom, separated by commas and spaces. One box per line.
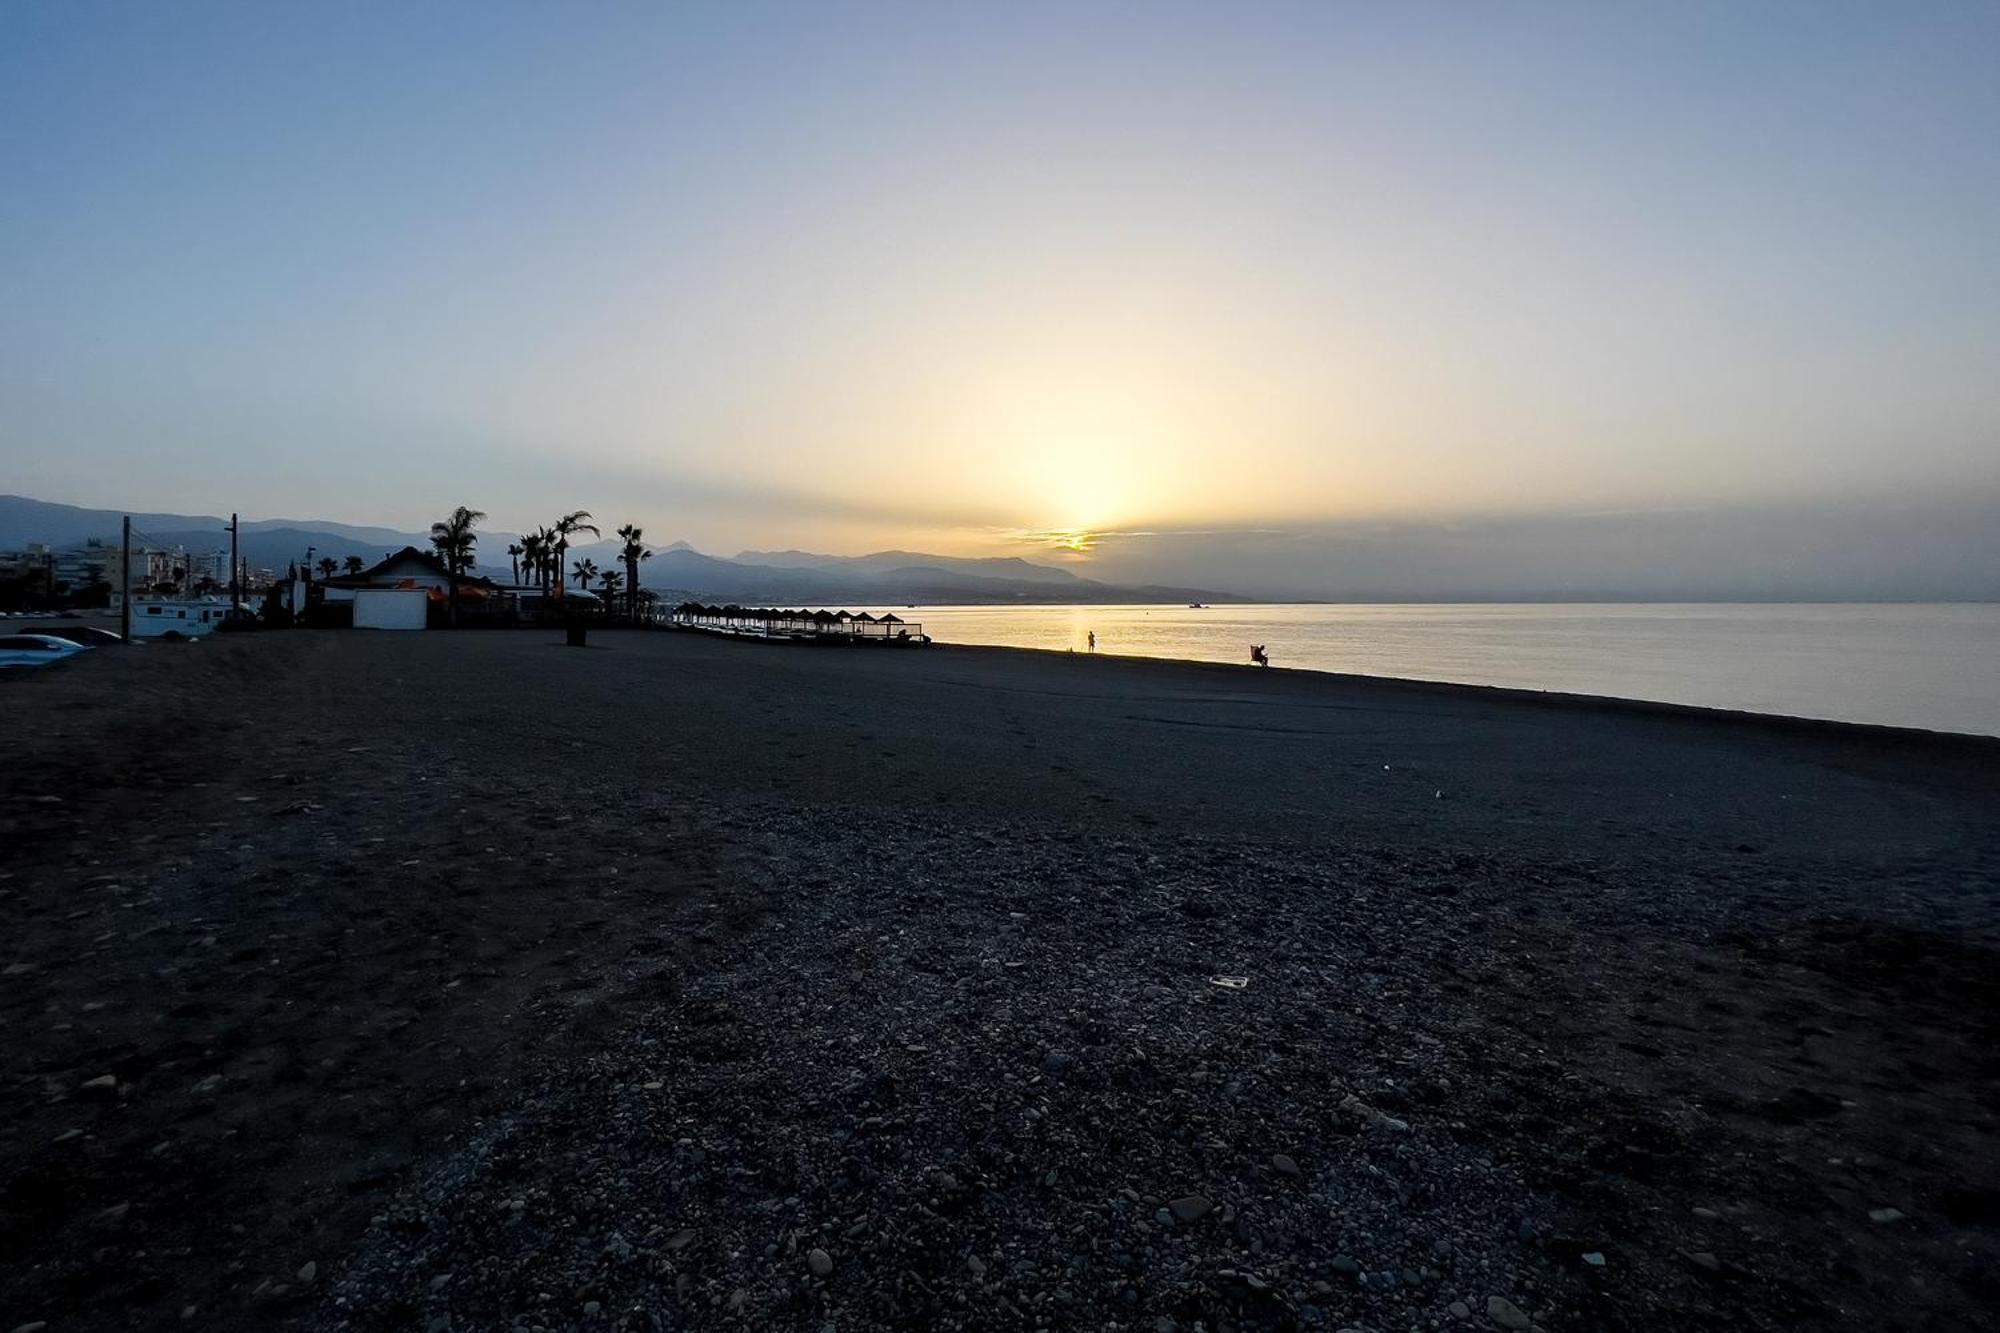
857, 602, 2000, 738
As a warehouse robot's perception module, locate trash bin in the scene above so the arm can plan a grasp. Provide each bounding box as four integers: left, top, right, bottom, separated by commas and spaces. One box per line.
566, 621, 588, 648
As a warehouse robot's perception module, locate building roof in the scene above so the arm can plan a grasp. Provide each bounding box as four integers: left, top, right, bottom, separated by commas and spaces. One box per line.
324, 546, 499, 588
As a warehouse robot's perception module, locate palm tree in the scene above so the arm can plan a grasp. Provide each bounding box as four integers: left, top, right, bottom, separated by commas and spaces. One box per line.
316, 557, 338, 580
506, 542, 524, 584
518, 533, 540, 590
343, 555, 365, 576
550, 511, 598, 602
599, 569, 622, 606
429, 506, 484, 577
429, 506, 486, 626
615, 523, 650, 622
536, 528, 558, 591
571, 557, 598, 592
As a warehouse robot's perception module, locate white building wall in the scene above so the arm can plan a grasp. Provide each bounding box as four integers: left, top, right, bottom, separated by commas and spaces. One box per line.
353, 587, 428, 630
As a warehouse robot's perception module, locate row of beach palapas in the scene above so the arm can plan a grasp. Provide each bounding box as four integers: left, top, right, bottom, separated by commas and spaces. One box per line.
660, 602, 929, 646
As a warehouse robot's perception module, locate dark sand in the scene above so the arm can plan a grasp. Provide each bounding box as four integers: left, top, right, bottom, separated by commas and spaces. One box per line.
2, 629, 1996, 1331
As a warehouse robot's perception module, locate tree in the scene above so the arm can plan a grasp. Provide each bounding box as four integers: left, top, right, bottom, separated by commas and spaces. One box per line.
429, 506, 485, 578
550, 511, 598, 602
506, 542, 524, 584
599, 569, 622, 606
316, 557, 338, 580
535, 528, 558, 591
519, 532, 545, 593
615, 523, 650, 622
429, 506, 486, 626
571, 557, 598, 592
344, 555, 365, 576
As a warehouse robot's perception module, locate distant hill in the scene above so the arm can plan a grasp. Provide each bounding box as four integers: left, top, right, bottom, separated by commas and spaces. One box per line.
0, 494, 1244, 604
621, 547, 1238, 605
0, 495, 430, 573
735, 547, 1086, 586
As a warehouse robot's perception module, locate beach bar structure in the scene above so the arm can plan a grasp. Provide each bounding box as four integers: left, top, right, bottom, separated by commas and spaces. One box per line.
666, 603, 927, 645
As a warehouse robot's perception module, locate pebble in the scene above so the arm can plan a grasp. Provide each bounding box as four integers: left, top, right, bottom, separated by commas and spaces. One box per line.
78, 1073, 119, 1096
1582, 1251, 1606, 1266
1449, 1300, 1472, 1319
1868, 1207, 1905, 1223
298, 1260, 317, 1283
1168, 1194, 1213, 1223
1487, 1295, 1533, 1330
1271, 1153, 1302, 1179
807, 1247, 834, 1277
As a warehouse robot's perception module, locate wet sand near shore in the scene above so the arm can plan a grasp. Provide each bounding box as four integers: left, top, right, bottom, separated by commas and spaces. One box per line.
2, 630, 1996, 1331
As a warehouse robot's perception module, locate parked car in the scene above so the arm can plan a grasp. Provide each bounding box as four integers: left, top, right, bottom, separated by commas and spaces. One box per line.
0, 633, 90, 668
24, 625, 127, 647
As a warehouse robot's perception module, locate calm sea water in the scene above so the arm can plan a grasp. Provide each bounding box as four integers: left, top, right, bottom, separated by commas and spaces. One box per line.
859, 603, 2000, 737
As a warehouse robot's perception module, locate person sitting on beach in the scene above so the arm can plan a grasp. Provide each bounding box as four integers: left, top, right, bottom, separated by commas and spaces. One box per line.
1250, 643, 1269, 667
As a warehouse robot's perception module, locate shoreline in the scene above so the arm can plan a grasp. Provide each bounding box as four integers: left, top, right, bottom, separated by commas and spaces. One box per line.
924, 638, 2000, 748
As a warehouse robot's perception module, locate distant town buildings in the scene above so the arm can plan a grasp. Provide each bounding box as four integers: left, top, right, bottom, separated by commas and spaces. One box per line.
0, 535, 273, 612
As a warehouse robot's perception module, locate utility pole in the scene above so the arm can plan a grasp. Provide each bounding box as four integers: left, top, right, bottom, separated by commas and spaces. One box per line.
229, 512, 240, 611
120, 515, 132, 643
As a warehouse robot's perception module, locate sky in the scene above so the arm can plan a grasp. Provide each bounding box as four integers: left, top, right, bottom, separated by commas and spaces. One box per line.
2, 2, 1997, 597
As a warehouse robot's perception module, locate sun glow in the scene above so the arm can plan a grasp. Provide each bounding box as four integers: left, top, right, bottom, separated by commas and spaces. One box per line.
1017, 527, 1101, 556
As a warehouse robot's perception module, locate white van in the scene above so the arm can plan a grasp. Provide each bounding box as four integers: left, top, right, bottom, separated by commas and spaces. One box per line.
129, 598, 233, 639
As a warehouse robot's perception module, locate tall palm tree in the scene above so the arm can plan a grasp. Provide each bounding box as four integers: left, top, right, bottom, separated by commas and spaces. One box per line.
429, 506, 485, 577
506, 542, 524, 584
571, 557, 598, 592
316, 556, 338, 580
343, 555, 365, 575
537, 528, 558, 591
550, 511, 598, 602
429, 506, 486, 626
518, 532, 544, 593
615, 523, 650, 622
599, 569, 622, 606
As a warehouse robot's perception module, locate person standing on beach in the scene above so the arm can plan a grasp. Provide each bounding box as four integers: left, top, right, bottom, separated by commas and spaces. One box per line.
1088, 630, 1096, 651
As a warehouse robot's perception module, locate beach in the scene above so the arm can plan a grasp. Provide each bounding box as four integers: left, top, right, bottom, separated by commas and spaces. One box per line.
2, 629, 1996, 1331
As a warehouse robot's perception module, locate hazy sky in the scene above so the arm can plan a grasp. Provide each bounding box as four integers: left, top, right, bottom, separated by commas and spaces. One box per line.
3, 2, 1997, 594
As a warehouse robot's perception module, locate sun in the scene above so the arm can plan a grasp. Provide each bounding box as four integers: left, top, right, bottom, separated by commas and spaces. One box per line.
1019, 527, 1099, 555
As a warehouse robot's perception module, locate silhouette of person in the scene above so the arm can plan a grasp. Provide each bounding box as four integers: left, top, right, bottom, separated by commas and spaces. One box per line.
1087, 630, 1096, 651
1250, 644, 1269, 668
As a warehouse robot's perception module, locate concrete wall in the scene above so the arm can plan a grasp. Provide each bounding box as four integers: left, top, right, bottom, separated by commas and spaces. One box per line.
353, 587, 428, 631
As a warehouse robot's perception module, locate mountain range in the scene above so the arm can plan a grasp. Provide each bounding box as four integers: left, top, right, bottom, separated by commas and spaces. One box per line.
0, 495, 1240, 605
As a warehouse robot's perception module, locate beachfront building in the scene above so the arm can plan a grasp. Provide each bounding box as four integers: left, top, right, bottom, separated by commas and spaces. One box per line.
319, 546, 519, 628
